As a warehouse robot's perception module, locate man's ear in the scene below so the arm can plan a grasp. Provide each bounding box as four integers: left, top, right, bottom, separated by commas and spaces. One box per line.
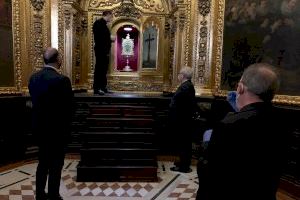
237, 82, 245, 95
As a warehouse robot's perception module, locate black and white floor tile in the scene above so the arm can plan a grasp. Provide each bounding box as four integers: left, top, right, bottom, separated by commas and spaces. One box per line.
0, 159, 199, 200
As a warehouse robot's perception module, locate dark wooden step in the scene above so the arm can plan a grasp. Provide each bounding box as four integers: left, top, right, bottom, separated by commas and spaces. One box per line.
79, 158, 157, 166
80, 148, 158, 160
80, 132, 155, 142
87, 117, 154, 125
77, 163, 158, 182
82, 141, 154, 148
87, 126, 154, 132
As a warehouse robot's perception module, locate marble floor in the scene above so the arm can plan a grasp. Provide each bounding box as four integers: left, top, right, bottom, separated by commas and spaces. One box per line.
0, 159, 297, 200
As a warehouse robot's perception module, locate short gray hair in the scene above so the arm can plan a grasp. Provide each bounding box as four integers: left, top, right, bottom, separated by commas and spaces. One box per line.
180, 66, 193, 80
241, 63, 279, 102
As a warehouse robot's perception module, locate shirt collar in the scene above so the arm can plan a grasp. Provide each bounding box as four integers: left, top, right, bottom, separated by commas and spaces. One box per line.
44, 64, 59, 72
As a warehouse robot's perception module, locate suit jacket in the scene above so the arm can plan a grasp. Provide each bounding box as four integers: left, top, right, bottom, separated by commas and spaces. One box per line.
93, 18, 111, 54
199, 102, 287, 200
169, 80, 196, 124
28, 67, 73, 144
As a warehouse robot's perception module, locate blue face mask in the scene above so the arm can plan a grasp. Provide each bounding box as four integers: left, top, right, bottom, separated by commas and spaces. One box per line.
227, 91, 239, 112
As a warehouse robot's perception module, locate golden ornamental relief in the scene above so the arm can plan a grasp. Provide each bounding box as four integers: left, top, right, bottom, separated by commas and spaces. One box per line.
196, 0, 211, 88
31, 13, 45, 71
109, 81, 163, 92
81, 14, 88, 34
88, 0, 121, 8
13, 0, 22, 92
210, 0, 225, 95
198, 0, 210, 17
64, 6, 72, 30
114, 0, 141, 18
30, 0, 45, 12
134, 0, 164, 13
181, 0, 191, 66
58, 0, 65, 68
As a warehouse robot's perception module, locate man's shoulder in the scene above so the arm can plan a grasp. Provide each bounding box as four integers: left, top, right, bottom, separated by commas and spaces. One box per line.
93, 18, 105, 26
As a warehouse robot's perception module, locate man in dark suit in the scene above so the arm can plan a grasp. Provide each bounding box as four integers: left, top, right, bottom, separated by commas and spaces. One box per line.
196, 63, 287, 200
169, 66, 196, 173
28, 47, 73, 200
93, 10, 113, 95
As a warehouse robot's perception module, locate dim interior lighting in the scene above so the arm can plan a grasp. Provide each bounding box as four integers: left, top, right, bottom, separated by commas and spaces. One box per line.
124, 27, 132, 31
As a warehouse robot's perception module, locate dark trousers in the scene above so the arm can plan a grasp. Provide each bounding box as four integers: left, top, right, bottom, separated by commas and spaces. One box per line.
94, 50, 109, 92
172, 122, 192, 170
36, 144, 65, 199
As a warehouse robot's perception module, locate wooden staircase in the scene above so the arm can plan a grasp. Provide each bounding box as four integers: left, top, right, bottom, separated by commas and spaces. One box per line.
76, 95, 160, 182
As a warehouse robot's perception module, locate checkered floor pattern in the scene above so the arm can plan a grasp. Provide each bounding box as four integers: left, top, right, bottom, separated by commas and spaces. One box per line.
0, 159, 199, 200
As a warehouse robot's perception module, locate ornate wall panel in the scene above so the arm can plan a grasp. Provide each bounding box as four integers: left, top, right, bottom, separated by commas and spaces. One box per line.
192, 0, 212, 96
3, 0, 216, 96
29, 0, 50, 71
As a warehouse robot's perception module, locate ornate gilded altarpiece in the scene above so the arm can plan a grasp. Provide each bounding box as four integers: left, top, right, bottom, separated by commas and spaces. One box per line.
4, 0, 215, 97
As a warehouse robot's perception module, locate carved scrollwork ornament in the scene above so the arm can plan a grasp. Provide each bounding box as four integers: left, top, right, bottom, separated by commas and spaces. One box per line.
198, 0, 211, 17
64, 8, 71, 30
30, 0, 45, 12
200, 26, 207, 38
81, 16, 88, 34
114, 0, 141, 18
178, 12, 185, 31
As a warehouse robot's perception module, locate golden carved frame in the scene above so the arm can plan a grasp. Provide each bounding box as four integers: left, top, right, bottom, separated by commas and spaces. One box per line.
211, 0, 300, 105
0, 0, 23, 94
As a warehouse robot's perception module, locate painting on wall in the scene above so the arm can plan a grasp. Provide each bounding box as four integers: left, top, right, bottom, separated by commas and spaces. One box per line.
0, 0, 14, 87
142, 25, 158, 69
212, 0, 300, 105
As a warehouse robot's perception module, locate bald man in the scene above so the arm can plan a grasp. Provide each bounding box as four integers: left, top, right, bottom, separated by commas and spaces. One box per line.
28, 47, 73, 200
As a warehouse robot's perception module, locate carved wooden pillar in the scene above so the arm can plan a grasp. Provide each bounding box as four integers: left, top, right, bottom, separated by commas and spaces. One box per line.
193, 0, 212, 95
29, 0, 50, 71
62, 0, 85, 86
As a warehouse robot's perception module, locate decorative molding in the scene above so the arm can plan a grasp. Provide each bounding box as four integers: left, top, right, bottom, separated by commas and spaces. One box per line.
88, 0, 121, 8
64, 6, 72, 30
74, 10, 82, 84
213, 0, 225, 95
198, 0, 210, 17
30, 0, 45, 12
81, 13, 88, 34
13, 0, 22, 92
109, 81, 163, 92
178, 11, 185, 31
134, 0, 164, 13
58, 0, 65, 68
183, 0, 191, 66
114, 0, 141, 18
197, 0, 211, 87
31, 13, 44, 71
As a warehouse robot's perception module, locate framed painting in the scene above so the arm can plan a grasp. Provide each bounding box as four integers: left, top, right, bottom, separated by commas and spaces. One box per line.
142, 25, 158, 69
211, 0, 300, 105
0, 0, 23, 94
0, 0, 14, 87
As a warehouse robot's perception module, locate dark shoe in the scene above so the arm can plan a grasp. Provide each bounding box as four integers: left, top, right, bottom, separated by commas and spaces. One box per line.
35, 192, 48, 200
170, 166, 192, 173
48, 195, 63, 200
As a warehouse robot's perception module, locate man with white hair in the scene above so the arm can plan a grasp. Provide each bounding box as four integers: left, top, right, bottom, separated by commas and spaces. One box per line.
169, 66, 196, 173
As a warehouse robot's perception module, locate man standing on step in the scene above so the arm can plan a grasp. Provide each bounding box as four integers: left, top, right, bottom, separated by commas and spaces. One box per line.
29, 47, 73, 200
93, 10, 113, 95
